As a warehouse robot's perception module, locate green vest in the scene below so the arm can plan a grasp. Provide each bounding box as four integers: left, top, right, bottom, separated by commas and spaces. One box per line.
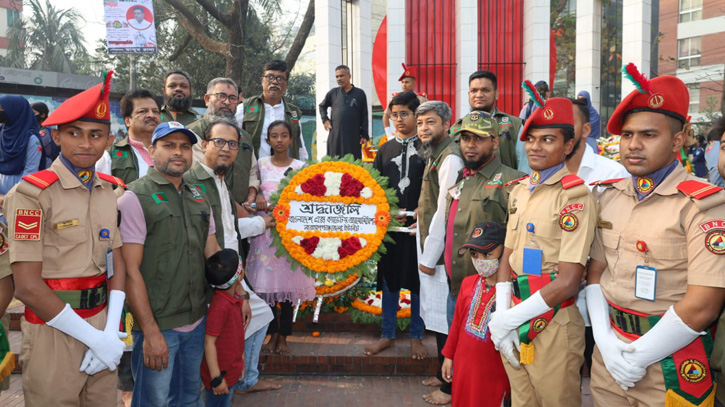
110, 137, 141, 185
241, 95, 303, 159
128, 170, 212, 331
444, 157, 525, 296
160, 105, 203, 127
418, 136, 461, 265
450, 109, 522, 170
188, 117, 255, 204
183, 161, 240, 253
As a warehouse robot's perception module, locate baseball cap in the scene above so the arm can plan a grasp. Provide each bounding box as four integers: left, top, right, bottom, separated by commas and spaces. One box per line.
452, 111, 499, 139
458, 222, 506, 256
151, 121, 198, 145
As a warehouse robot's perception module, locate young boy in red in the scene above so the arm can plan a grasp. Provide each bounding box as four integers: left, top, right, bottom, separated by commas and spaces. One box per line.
201, 249, 246, 407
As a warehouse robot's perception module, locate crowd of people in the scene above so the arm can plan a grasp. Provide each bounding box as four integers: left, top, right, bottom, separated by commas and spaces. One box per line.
0, 56, 723, 407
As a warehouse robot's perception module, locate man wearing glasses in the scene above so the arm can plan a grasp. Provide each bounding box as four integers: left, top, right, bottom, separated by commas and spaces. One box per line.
236, 60, 308, 164
189, 78, 261, 212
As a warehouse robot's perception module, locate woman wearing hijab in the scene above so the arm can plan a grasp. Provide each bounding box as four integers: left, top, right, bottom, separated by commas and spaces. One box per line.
0, 95, 45, 212
577, 90, 601, 151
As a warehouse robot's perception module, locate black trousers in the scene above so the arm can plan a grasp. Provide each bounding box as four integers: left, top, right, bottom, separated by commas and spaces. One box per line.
267, 301, 293, 336
435, 332, 452, 395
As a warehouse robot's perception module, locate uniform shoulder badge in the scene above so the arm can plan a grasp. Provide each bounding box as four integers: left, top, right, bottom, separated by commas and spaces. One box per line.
561, 174, 585, 189
589, 178, 626, 187
22, 170, 59, 189
97, 172, 127, 189
677, 180, 722, 200
504, 175, 529, 187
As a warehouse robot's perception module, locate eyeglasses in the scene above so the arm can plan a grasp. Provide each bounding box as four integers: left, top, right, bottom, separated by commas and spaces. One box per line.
391, 111, 412, 120
263, 74, 287, 83
211, 93, 239, 103
210, 138, 240, 150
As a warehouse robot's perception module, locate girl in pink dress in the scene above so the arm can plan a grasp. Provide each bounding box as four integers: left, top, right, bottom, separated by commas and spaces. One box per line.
245, 120, 316, 354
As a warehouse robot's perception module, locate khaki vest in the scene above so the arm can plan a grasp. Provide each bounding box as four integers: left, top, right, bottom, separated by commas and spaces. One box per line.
418, 136, 461, 265
110, 137, 140, 185
129, 170, 212, 331
241, 95, 302, 159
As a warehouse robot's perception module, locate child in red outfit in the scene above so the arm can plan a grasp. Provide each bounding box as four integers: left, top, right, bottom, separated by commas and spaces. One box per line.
441, 222, 510, 407
201, 249, 247, 407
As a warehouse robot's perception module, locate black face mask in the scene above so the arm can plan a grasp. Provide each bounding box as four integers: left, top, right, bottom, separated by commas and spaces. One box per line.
0, 111, 8, 124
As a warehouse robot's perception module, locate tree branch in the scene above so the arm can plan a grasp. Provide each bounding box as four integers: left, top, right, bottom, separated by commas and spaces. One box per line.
551, 0, 568, 24
169, 34, 193, 61
164, 0, 229, 56
284, 0, 314, 73
195, 0, 235, 26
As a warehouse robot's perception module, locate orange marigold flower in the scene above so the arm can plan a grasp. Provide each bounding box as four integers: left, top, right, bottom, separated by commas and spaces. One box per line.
273, 205, 290, 223
375, 211, 390, 227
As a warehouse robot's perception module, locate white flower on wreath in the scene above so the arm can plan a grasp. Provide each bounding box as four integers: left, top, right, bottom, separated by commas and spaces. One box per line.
311, 237, 342, 261
323, 172, 343, 196
360, 187, 373, 199
360, 290, 411, 309
295, 185, 304, 194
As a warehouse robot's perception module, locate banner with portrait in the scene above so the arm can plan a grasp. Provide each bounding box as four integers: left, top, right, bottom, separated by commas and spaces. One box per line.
104, 0, 157, 54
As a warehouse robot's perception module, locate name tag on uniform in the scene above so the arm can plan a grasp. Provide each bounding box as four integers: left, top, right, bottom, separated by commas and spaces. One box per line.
522, 248, 542, 276
55, 219, 79, 230
634, 266, 657, 301
597, 220, 613, 229
106, 249, 114, 279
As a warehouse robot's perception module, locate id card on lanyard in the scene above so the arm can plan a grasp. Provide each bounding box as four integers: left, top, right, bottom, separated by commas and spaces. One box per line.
522, 223, 543, 276
634, 240, 656, 301
100, 228, 114, 279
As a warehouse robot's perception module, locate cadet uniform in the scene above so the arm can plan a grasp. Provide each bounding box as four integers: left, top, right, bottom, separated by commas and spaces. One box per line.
160, 104, 202, 127
490, 97, 597, 407
588, 71, 725, 407
4, 71, 127, 406
450, 108, 522, 170
444, 113, 524, 297
0, 220, 12, 393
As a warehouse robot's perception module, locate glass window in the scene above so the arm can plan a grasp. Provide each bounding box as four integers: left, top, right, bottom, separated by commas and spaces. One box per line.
680, 0, 703, 23
688, 84, 700, 113
678, 37, 701, 69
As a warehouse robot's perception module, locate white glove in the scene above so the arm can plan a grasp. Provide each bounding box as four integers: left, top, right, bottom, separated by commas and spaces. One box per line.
384, 126, 394, 138
80, 291, 129, 375
497, 330, 521, 369
489, 291, 552, 346
47, 303, 126, 372
585, 284, 645, 389
495, 282, 512, 313
622, 305, 703, 370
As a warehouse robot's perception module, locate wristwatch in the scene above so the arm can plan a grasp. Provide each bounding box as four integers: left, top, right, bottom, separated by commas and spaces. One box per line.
210, 371, 227, 388
239, 292, 250, 300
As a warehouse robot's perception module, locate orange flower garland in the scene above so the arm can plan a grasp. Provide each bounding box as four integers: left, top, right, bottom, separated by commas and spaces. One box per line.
316, 273, 360, 296
351, 290, 413, 319
271, 158, 396, 276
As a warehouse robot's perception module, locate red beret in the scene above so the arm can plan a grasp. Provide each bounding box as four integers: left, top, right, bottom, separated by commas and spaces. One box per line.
607, 64, 689, 135
43, 71, 114, 127
398, 63, 416, 81
520, 97, 574, 141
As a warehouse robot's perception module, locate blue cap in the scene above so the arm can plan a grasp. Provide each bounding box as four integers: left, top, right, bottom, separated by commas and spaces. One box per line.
151, 121, 198, 145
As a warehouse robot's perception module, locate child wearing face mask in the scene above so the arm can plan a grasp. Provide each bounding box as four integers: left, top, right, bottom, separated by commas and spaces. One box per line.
441, 222, 511, 407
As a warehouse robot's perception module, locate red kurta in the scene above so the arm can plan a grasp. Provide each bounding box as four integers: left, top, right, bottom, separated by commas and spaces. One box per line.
442, 275, 510, 407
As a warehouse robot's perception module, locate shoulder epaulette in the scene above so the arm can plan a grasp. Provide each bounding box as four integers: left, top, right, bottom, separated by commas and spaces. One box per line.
97, 172, 127, 189
22, 170, 59, 189
677, 180, 722, 199
589, 178, 626, 187
504, 175, 529, 187
417, 92, 428, 98
561, 174, 585, 189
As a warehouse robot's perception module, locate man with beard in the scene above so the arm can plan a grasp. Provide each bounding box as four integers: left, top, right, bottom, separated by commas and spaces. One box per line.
444, 111, 524, 309
236, 60, 308, 161
414, 101, 463, 406
106, 89, 161, 185
450, 71, 522, 170
183, 117, 281, 396
586, 69, 725, 407
119, 121, 223, 407
189, 78, 261, 209
160, 71, 202, 127
319, 65, 369, 159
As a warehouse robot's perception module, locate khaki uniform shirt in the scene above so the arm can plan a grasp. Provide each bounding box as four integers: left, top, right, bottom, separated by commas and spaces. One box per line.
590, 164, 725, 315
5, 160, 122, 278
505, 166, 597, 276
0, 220, 9, 280
160, 105, 202, 127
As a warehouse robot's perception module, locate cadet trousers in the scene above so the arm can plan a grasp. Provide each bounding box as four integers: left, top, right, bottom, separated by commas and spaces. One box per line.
501, 306, 585, 407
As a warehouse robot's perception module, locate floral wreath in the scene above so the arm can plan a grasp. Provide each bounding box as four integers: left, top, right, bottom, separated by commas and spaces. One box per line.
270, 155, 399, 283
350, 290, 412, 331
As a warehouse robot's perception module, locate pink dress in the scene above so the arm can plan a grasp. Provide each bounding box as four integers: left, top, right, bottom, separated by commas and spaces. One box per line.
245, 156, 316, 305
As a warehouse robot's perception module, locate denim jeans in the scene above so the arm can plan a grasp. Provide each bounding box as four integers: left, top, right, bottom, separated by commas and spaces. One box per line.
381, 277, 424, 340
446, 292, 457, 329
204, 388, 234, 407
234, 323, 270, 391
130, 317, 206, 407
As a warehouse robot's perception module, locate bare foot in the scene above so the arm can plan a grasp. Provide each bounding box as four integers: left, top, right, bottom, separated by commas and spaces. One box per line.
262, 333, 279, 354
421, 376, 443, 387
121, 390, 133, 407
363, 338, 394, 356
276, 335, 290, 355
410, 339, 428, 360
423, 389, 452, 405
235, 379, 282, 395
